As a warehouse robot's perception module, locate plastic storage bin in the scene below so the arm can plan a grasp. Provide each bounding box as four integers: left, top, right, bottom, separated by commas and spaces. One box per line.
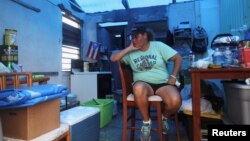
223, 81, 250, 124
82, 99, 113, 128
60, 106, 100, 141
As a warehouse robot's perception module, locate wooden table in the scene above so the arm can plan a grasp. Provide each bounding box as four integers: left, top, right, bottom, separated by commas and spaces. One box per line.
190, 67, 250, 141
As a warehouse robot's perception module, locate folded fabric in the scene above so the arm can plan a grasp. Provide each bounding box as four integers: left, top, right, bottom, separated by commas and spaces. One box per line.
2, 92, 68, 109
0, 89, 31, 106
23, 84, 68, 98
0, 84, 68, 107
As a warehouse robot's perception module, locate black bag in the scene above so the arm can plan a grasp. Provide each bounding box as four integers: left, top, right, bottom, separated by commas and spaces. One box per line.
192, 26, 208, 53
201, 80, 224, 113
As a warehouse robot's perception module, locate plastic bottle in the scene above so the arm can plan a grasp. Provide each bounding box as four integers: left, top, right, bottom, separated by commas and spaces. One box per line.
246, 78, 250, 85
7, 61, 12, 69
232, 48, 239, 65
188, 51, 195, 67
223, 47, 233, 67
212, 48, 223, 66
7, 46, 12, 70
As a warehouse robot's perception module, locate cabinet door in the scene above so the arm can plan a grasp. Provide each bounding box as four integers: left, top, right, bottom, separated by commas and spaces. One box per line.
71, 74, 98, 103
97, 74, 112, 98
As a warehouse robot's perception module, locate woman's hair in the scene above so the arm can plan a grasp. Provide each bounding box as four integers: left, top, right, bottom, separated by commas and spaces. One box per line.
131, 26, 154, 41
146, 30, 154, 41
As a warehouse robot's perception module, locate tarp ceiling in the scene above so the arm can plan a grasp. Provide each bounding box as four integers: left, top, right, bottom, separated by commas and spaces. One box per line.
74, 0, 193, 13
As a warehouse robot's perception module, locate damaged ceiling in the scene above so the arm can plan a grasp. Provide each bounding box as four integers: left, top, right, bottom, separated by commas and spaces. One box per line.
74, 0, 193, 13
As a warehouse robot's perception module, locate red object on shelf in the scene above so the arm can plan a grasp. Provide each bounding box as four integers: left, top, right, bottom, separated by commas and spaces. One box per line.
238, 47, 250, 68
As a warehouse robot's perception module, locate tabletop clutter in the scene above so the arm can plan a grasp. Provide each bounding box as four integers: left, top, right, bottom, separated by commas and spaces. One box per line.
189, 36, 250, 70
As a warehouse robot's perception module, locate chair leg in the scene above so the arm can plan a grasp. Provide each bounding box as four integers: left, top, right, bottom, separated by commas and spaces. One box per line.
174, 113, 181, 141
130, 108, 136, 141
156, 104, 163, 141
122, 107, 128, 141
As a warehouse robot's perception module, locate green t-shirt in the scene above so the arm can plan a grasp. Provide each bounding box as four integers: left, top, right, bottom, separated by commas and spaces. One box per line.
122, 41, 177, 84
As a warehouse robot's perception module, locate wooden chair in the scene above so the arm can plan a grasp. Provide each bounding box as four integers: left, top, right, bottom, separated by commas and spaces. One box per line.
0, 72, 50, 90
0, 72, 33, 90
118, 61, 181, 141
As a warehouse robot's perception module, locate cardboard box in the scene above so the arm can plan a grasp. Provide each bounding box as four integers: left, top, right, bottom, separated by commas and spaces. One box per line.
0, 98, 60, 140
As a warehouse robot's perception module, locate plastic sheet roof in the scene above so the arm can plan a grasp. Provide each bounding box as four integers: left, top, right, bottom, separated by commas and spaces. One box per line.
75, 0, 193, 13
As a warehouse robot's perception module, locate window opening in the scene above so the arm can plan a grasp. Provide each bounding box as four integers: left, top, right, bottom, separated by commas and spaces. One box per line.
61, 12, 82, 71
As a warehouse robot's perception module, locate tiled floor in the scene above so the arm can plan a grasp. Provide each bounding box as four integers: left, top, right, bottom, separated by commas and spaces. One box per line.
99, 103, 189, 141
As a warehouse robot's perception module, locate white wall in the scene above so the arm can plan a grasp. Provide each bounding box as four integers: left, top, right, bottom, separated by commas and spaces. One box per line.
168, 0, 220, 49
82, 14, 102, 61
168, 2, 196, 31
198, 0, 220, 48
0, 0, 61, 73
0, 0, 85, 86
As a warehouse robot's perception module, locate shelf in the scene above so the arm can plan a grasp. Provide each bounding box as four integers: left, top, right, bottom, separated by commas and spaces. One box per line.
173, 27, 193, 47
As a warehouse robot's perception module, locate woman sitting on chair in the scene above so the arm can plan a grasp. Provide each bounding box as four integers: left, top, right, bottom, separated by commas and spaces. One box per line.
110, 26, 182, 141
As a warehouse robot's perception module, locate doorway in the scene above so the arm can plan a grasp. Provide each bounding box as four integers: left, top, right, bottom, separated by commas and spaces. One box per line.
97, 22, 128, 90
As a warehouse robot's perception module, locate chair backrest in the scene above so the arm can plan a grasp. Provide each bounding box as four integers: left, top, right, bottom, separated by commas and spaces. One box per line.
117, 61, 133, 101
0, 72, 33, 90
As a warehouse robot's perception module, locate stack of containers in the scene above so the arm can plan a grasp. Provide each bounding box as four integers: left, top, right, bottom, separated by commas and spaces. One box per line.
212, 48, 224, 67
211, 34, 239, 67
223, 47, 233, 67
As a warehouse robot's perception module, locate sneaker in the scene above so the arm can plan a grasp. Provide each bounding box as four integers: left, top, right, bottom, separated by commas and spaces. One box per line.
162, 117, 169, 134
140, 122, 151, 141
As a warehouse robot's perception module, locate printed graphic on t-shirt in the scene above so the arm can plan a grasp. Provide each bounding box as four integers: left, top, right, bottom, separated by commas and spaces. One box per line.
133, 54, 157, 71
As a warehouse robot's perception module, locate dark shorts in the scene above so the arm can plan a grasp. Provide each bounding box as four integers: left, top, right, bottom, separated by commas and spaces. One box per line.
132, 81, 175, 93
